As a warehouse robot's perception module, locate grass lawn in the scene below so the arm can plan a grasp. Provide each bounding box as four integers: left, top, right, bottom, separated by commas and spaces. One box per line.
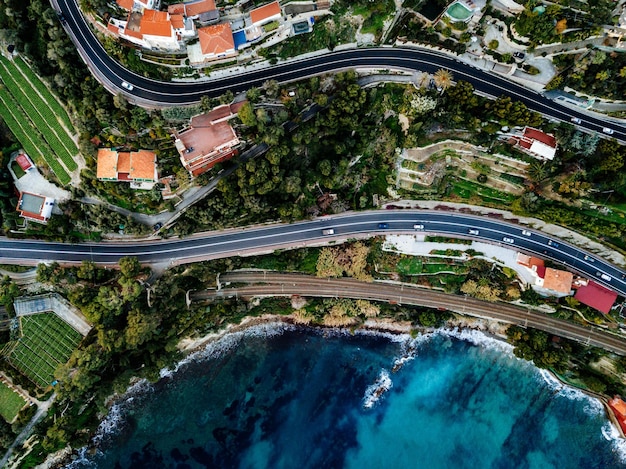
11, 161, 26, 179
397, 256, 423, 275
0, 381, 26, 422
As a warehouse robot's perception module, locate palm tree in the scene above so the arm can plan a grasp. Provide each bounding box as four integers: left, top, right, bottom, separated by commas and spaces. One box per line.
433, 69, 454, 92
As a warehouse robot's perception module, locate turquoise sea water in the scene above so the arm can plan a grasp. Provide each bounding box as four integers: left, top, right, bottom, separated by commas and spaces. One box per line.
71, 325, 626, 469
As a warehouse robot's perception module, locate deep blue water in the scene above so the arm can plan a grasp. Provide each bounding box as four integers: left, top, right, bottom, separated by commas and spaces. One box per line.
72, 325, 626, 469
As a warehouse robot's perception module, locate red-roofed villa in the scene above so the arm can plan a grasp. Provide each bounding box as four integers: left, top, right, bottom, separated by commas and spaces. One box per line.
509, 127, 557, 161
250, 1, 282, 27
575, 280, 618, 314
173, 103, 243, 177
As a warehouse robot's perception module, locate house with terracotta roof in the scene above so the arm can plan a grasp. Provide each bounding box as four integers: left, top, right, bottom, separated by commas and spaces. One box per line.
516, 253, 546, 280
116, 0, 160, 10
173, 103, 243, 177
189, 23, 236, 64
538, 267, 573, 295
168, 0, 219, 23
575, 280, 618, 314
508, 127, 557, 161
250, 1, 282, 27
16, 192, 55, 224
112, 9, 187, 50
608, 397, 626, 436
97, 149, 158, 188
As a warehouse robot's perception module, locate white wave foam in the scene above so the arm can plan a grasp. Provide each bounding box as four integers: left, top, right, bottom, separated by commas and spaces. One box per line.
537, 370, 603, 414
362, 369, 393, 409
434, 327, 514, 355
602, 422, 626, 463
162, 321, 295, 377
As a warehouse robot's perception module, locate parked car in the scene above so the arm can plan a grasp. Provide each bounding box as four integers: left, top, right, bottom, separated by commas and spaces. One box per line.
121, 81, 134, 91
513, 52, 525, 59
602, 127, 614, 135
378, 223, 389, 229
468, 229, 479, 235
570, 117, 582, 124
521, 230, 531, 236
153, 222, 163, 231
414, 224, 424, 230
503, 237, 515, 244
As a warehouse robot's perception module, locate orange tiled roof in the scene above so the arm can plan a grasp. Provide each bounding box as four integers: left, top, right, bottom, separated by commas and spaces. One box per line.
140, 9, 173, 37
131, 150, 156, 180
168, 4, 185, 15
117, 0, 134, 10
198, 23, 234, 56
96, 149, 119, 179
107, 23, 120, 35
170, 14, 185, 29
117, 152, 132, 174
610, 397, 626, 418
186, 0, 216, 16
542, 268, 573, 294
250, 1, 281, 24
168, 0, 216, 16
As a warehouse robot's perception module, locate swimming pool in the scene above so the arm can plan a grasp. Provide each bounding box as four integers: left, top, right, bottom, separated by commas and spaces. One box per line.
445, 1, 474, 22
233, 30, 247, 50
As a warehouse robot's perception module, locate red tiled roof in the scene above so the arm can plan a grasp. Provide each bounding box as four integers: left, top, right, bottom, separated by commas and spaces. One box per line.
535, 265, 546, 279
198, 23, 234, 56
140, 9, 173, 37
575, 280, 618, 314
108, 23, 120, 35
523, 127, 557, 149
250, 1, 281, 24
610, 397, 626, 418
16, 153, 32, 171
117, 0, 134, 10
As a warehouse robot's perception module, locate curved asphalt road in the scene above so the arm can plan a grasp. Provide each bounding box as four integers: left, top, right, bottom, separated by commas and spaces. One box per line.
198, 271, 626, 355
2, 210, 626, 295
57, 0, 625, 141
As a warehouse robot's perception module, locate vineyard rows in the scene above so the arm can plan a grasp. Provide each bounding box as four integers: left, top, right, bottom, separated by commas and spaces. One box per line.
0, 56, 79, 184
0, 61, 78, 171
13, 56, 74, 130
0, 88, 71, 184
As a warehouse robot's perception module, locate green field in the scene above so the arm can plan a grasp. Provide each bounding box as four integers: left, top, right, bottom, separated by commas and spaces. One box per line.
6, 313, 82, 388
0, 381, 26, 422
0, 55, 78, 184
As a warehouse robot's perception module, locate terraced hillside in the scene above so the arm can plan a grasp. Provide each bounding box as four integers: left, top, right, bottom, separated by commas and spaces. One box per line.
0, 55, 79, 185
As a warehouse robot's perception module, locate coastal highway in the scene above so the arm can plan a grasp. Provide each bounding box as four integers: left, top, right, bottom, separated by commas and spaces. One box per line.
2, 210, 626, 296
56, 0, 625, 141
196, 271, 626, 355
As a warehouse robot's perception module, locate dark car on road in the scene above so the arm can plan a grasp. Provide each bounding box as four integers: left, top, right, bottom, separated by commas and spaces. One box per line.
378, 223, 389, 229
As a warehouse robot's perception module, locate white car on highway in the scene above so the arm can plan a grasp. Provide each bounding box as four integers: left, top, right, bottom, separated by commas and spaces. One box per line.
121, 81, 134, 91
503, 237, 515, 244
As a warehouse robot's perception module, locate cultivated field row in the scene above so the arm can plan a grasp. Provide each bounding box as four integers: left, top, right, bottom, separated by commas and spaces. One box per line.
0, 88, 71, 184
0, 58, 78, 170
0, 55, 78, 184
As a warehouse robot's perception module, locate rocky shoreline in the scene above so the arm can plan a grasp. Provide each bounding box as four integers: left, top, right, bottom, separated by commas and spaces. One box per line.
45, 312, 624, 468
